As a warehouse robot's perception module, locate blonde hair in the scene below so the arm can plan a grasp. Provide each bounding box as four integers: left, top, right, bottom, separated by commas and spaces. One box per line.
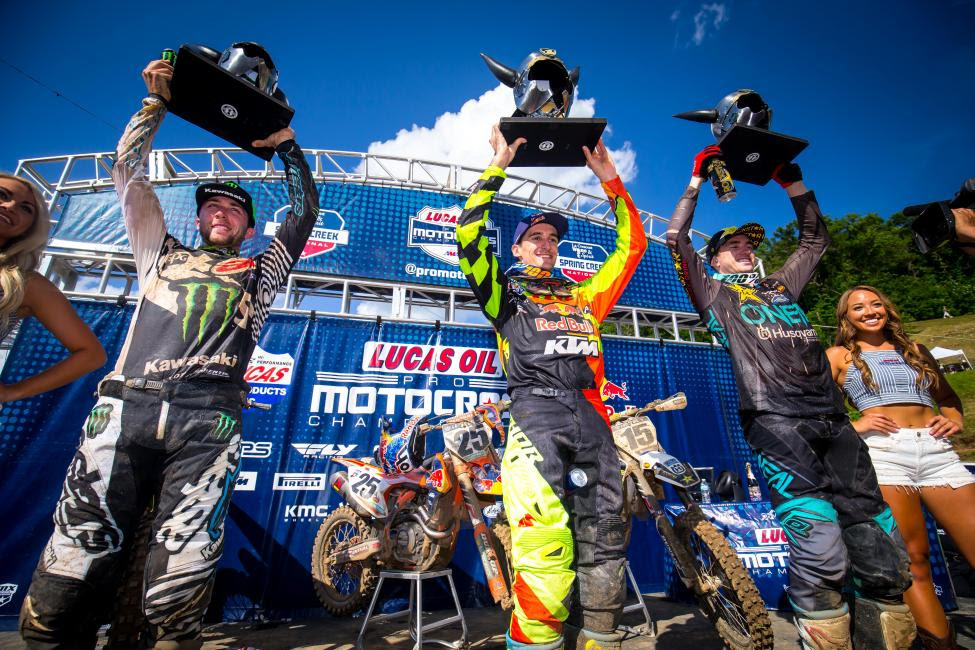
834, 285, 938, 391
0, 173, 51, 331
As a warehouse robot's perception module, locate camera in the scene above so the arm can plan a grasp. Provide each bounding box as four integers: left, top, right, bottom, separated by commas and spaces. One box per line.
906, 177, 975, 254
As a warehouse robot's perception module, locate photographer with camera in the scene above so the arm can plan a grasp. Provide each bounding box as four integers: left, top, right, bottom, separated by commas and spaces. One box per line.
908, 178, 975, 255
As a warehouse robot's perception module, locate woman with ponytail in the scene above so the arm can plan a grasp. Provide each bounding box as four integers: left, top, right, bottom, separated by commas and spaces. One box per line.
0, 173, 105, 403
826, 285, 974, 649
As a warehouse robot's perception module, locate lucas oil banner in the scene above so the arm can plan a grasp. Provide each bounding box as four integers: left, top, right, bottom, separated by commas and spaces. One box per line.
0, 300, 755, 627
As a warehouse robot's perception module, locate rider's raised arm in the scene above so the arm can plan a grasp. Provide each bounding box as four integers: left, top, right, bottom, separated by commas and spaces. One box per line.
767, 170, 830, 297
111, 60, 172, 286
576, 171, 647, 323
666, 179, 721, 313
456, 166, 512, 330
249, 129, 319, 337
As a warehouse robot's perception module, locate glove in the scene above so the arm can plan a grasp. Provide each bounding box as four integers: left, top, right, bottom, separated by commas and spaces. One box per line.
692, 145, 723, 179
772, 162, 803, 188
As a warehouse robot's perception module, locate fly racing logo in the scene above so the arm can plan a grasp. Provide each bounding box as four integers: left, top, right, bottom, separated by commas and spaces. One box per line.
757, 456, 794, 498
543, 336, 599, 357
291, 443, 358, 458
84, 404, 114, 439
212, 412, 238, 441
0, 583, 17, 608
179, 282, 242, 344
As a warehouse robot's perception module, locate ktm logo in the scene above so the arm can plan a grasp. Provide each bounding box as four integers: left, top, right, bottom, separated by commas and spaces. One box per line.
543, 336, 599, 357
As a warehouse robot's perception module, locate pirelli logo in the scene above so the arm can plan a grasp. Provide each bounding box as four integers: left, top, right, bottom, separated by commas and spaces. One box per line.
273, 473, 328, 491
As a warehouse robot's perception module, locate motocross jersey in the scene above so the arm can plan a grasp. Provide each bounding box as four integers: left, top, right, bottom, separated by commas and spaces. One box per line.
110, 97, 318, 390
667, 184, 844, 417
456, 166, 647, 396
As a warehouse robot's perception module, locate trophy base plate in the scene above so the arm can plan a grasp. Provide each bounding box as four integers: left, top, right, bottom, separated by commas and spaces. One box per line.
168, 45, 295, 161
717, 125, 808, 185
500, 117, 607, 167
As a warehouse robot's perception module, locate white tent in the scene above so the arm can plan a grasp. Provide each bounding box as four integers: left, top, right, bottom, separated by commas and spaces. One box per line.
929, 346, 971, 371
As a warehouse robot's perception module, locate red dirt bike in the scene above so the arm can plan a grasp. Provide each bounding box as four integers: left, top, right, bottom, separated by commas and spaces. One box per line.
612, 393, 773, 650
310, 402, 513, 615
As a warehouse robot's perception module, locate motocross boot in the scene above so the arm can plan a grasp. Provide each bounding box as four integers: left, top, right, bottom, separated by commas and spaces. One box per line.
852, 598, 916, 650
793, 603, 852, 650
916, 622, 958, 650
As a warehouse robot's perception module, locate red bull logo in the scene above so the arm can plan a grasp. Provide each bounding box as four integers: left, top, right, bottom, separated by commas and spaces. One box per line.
601, 380, 630, 401
539, 302, 580, 317
427, 468, 444, 490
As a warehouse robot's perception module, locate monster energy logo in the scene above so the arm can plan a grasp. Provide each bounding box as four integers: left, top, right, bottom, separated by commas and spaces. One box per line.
84, 404, 114, 439
212, 412, 238, 441
180, 282, 241, 344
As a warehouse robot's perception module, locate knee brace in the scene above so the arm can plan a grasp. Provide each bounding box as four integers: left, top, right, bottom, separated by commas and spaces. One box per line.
842, 519, 911, 600
792, 603, 852, 650
853, 598, 916, 650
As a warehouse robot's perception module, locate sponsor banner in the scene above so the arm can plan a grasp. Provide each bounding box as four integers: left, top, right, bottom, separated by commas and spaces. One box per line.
264, 207, 349, 260
362, 342, 502, 378
235, 471, 258, 491
408, 206, 499, 265
245, 345, 295, 407
284, 503, 332, 521
556, 240, 608, 283
273, 473, 328, 490
241, 441, 273, 459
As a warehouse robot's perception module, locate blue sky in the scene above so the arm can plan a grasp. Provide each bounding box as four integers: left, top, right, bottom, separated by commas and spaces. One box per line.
2, 0, 973, 238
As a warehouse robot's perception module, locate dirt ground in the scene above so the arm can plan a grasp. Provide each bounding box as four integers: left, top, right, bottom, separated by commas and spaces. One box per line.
3, 594, 971, 649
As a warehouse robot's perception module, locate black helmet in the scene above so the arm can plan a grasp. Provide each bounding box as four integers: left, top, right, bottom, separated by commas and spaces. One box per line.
218, 42, 279, 95
675, 89, 773, 140
481, 49, 580, 118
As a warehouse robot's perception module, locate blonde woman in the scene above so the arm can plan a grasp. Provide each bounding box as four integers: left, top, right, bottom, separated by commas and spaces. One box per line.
827, 285, 974, 650
0, 173, 105, 402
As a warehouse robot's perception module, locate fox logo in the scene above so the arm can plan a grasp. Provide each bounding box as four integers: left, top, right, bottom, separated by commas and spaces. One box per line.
601, 380, 629, 401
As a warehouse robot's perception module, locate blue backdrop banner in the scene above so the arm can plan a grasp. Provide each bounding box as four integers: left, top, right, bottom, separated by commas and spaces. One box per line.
0, 300, 748, 627
52, 180, 697, 313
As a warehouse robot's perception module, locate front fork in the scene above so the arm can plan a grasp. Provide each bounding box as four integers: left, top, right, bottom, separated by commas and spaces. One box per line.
631, 472, 713, 596
456, 465, 511, 607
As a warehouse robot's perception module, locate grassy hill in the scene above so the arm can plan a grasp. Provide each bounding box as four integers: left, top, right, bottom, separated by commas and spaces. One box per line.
905, 314, 975, 460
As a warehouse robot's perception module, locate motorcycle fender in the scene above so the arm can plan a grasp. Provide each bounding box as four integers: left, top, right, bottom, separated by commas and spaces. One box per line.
344, 464, 388, 519
646, 452, 700, 490
332, 537, 382, 565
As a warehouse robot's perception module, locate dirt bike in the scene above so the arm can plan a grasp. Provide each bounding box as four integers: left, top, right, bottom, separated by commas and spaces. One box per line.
612, 393, 774, 650
310, 401, 513, 616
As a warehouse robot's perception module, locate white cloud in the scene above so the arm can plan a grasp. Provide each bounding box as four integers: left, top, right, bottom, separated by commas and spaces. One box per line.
361, 84, 637, 200
691, 3, 729, 46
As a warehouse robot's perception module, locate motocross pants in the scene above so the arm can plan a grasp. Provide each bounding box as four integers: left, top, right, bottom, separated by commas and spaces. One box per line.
20, 379, 244, 649
501, 387, 627, 647
743, 412, 911, 613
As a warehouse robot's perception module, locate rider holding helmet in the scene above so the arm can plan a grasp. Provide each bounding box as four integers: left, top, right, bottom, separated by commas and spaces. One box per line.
456, 124, 646, 650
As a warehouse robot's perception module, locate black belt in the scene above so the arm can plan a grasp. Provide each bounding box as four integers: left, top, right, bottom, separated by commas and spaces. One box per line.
99, 378, 247, 405
512, 387, 579, 398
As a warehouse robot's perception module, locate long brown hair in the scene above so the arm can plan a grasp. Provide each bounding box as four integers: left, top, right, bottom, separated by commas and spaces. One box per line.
834, 285, 938, 391
0, 173, 51, 332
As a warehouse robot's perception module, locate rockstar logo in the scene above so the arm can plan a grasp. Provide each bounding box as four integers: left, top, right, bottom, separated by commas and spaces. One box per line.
212, 412, 238, 441
84, 404, 114, 439
728, 284, 762, 305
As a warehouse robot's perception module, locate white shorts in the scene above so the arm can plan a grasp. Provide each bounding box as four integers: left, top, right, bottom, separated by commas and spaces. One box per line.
861, 427, 975, 489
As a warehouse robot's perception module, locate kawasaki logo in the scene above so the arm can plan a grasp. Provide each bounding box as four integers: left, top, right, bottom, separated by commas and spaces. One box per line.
84, 404, 113, 439
144, 352, 238, 375
212, 412, 238, 441
543, 336, 599, 357
179, 282, 241, 344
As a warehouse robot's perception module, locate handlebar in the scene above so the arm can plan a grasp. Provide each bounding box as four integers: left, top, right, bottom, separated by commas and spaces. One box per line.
609, 392, 687, 423
245, 399, 272, 411
417, 400, 511, 434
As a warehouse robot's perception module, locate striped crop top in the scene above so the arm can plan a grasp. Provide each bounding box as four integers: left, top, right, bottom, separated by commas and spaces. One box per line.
843, 349, 935, 410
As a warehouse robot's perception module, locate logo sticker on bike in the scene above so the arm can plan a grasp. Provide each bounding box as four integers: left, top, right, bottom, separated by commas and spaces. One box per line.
350, 471, 381, 499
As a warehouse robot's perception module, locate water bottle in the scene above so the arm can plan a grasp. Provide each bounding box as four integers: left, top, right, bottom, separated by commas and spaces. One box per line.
745, 462, 762, 502
699, 478, 712, 504
708, 157, 737, 203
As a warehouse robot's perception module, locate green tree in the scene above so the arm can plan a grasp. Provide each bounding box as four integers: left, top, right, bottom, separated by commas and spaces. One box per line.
757, 211, 975, 341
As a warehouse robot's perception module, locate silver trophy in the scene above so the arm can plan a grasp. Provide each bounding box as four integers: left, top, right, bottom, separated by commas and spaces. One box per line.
481, 49, 605, 167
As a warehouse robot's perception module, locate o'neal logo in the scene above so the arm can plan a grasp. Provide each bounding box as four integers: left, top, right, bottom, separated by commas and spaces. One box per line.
556, 240, 608, 283
408, 206, 499, 265
176, 281, 241, 344
265, 206, 349, 260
